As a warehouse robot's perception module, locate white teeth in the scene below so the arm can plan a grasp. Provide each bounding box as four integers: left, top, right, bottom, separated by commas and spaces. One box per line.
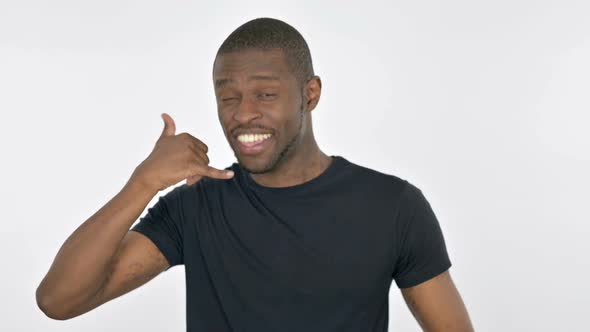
237, 133, 272, 143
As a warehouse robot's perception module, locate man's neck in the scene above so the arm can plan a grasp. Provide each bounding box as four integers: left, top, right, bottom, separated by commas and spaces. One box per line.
250, 147, 333, 188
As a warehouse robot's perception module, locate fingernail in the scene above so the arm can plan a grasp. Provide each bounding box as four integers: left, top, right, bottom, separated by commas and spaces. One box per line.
226, 171, 234, 176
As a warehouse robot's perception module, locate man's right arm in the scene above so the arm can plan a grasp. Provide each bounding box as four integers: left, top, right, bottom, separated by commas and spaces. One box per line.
36, 113, 234, 320
35, 177, 168, 320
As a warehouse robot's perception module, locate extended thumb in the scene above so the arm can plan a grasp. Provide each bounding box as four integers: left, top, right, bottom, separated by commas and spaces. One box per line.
159, 113, 176, 138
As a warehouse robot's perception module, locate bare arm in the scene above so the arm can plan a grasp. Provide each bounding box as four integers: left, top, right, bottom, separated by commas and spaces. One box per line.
46, 230, 172, 320
35, 177, 161, 320
400, 270, 475, 332
35, 113, 233, 320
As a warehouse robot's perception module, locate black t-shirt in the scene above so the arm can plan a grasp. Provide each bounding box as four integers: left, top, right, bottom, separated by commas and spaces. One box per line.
130, 155, 452, 331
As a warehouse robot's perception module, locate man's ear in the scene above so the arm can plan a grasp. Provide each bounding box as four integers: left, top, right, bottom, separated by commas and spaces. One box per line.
305, 75, 322, 112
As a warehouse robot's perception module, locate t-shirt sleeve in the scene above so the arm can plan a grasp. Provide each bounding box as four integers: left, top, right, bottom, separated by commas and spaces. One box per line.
393, 181, 452, 288
130, 184, 187, 271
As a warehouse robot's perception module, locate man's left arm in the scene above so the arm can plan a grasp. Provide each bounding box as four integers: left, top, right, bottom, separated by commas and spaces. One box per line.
400, 270, 474, 332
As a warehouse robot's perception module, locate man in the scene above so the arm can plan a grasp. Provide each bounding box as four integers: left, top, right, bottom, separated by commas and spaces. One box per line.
36, 17, 474, 331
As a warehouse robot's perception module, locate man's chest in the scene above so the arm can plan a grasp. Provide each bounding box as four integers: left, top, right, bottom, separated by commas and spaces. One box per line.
192, 193, 397, 297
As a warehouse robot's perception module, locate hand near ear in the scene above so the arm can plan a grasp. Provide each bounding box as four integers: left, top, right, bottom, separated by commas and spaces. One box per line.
130, 113, 234, 192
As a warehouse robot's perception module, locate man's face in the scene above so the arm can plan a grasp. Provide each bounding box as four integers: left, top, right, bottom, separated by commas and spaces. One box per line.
213, 48, 306, 174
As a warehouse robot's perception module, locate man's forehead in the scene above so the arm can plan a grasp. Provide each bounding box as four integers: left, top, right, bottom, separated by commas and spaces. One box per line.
214, 74, 282, 90
213, 49, 293, 88
213, 49, 288, 74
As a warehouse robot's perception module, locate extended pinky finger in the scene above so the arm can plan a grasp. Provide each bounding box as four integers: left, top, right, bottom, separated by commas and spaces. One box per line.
206, 166, 234, 180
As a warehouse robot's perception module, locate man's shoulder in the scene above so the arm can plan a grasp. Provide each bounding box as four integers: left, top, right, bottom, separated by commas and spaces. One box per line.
344, 157, 408, 188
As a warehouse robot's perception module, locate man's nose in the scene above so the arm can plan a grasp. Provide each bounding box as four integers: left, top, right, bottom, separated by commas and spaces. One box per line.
233, 97, 262, 123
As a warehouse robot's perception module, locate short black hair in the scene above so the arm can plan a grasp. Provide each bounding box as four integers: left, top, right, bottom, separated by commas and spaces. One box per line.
214, 17, 315, 89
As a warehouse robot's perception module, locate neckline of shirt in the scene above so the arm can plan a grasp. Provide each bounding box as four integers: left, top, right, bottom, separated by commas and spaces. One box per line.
236, 155, 346, 195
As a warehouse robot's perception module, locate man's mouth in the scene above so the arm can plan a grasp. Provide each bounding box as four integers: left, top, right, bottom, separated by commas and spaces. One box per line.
235, 133, 273, 155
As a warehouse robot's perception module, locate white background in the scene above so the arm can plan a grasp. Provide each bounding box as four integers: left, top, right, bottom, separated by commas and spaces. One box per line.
1, 0, 589, 331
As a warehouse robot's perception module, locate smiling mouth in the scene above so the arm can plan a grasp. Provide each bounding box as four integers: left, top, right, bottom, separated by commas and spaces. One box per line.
235, 134, 274, 155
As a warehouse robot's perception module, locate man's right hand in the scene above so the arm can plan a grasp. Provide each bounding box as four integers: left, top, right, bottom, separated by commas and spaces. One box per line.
131, 113, 234, 192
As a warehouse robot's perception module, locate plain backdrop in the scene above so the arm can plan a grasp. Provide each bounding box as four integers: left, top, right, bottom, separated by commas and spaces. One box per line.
1, 0, 589, 331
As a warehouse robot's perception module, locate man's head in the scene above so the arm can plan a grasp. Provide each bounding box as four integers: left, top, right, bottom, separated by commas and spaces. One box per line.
212, 18, 322, 174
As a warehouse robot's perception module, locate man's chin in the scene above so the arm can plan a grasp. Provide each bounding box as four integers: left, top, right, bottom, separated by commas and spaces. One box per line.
235, 155, 272, 174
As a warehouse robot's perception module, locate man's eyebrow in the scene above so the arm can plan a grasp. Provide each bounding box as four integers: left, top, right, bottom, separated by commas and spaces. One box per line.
214, 75, 281, 89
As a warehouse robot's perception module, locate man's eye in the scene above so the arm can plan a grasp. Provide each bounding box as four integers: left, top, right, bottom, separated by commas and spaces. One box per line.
222, 97, 238, 102
258, 93, 277, 100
